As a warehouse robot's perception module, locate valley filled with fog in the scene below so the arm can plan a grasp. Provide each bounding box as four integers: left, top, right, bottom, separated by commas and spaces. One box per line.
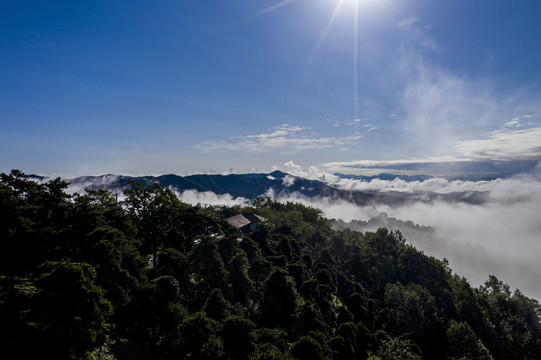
57, 162, 541, 299
174, 167, 541, 300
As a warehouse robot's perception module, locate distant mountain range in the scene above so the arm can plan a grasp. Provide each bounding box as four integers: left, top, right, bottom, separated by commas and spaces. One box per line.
334, 159, 540, 182
333, 173, 434, 182
56, 170, 385, 206
33, 171, 490, 206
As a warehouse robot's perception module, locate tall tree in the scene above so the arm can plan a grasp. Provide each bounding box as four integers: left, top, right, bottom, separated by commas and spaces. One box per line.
123, 182, 191, 264
28, 260, 112, 359
259, 269, 297, 330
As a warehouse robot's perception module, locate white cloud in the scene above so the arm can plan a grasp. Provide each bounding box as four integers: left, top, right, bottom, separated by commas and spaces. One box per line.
195, 124, 361, 153
278, 161, 541, 202
334, 176, 541, 204
282, 174, 296, 187
456, 127, 541, 160
265, 189, 367, 221
176, 189, 250, 207
398, 16, 442, 53
503, 119, 522, 128
396, 60, 541, 162
65, 175, 124, 195
246, 129, 290, 139
321, 156, 469, 175
400, 66, 499, 145
282, 160, 302, 171
382, 196, 541, 298
278, 161, 340, 183
398, 17, 419, 31
394, 18, 541, 160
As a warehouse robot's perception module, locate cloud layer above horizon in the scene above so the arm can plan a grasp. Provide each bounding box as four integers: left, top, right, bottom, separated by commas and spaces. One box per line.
194, 124, 364, 154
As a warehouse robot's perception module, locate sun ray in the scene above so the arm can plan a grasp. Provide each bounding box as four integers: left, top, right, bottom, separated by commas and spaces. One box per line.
243, 0, 298, 22
305, 0, 347, 65
353, 0, 359, 119
237, 0, 377, 121
306, 0, 363, 119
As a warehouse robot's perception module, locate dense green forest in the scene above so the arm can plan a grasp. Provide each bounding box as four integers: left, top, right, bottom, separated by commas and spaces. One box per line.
1, 169, 541, 359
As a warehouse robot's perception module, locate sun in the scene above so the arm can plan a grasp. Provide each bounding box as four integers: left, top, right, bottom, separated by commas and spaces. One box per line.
341, 0, 379, 10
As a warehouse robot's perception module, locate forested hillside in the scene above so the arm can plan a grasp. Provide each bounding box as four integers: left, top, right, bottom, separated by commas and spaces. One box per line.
2, 170, 541, 360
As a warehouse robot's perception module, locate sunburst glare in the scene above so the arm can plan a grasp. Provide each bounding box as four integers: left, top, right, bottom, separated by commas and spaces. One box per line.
239, 0, 382, 119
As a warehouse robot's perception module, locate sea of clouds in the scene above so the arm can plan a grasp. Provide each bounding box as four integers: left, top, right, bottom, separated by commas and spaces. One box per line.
178, 163, 541, 300
55, 163, 541, 299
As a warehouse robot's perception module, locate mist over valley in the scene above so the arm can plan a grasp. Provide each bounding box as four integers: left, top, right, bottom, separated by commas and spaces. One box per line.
44, 163, 541, 300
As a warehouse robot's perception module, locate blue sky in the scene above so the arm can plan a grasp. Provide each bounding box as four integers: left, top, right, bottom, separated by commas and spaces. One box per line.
2, 0, 541, 176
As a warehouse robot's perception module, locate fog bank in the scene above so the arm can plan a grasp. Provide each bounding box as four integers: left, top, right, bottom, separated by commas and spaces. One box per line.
176, 189, 250, 207
267, 178, 541, 300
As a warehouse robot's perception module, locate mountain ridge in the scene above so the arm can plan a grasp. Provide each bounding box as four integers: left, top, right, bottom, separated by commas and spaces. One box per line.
30, 171, 490, 206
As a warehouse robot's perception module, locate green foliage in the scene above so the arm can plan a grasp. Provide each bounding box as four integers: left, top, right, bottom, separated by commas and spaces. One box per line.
259, 269, 298, 330
398, 246, 455, 314
250, 343, 294, 360
228, 253, 255, 305
328, 335, 351, 359
360, 229, 405, 297
290, 335, 327, 360
154, 247, 189, 288
221, 315, 256, 359
369, 337, 421, 360
476, 275, 541, 360
189, 238, 228, 301
0, 170, 71, 294
330, 322, 357, 358
179, 312, 223, 359
123, 182, 192, 260
204, 288, 231, 321
446, 320, 493, 360
384, 282, 447, 358
29, 260, 113, 359
384, 282, 438, 338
